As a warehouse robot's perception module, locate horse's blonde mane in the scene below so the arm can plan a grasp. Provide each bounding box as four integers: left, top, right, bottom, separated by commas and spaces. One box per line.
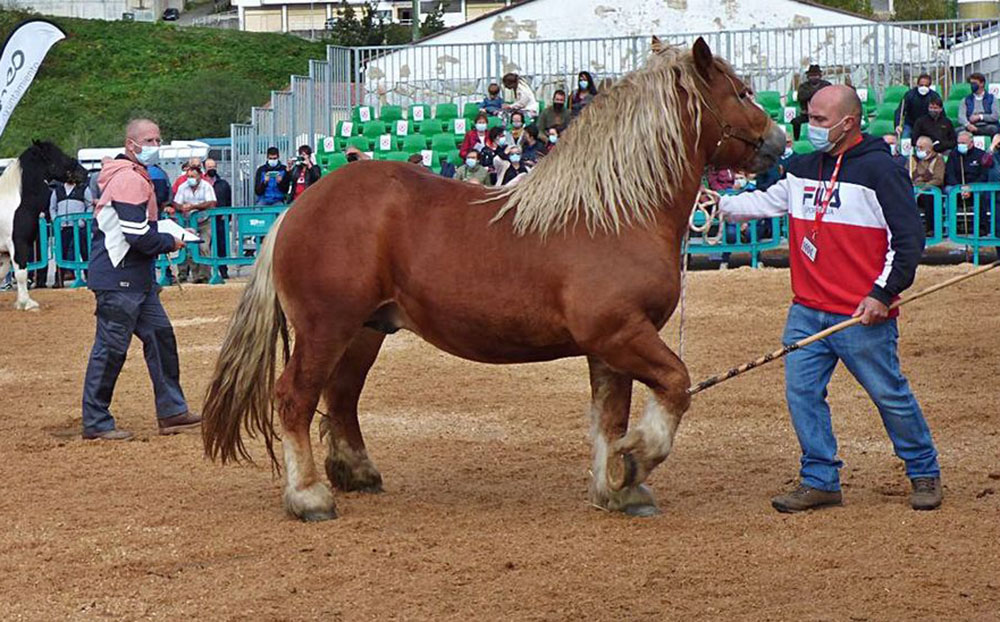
493, 45, 712, 237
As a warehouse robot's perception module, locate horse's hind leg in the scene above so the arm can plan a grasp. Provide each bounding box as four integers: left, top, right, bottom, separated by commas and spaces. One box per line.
586, 356, 659, 516
587, 322, 691, 505
275, 333, 347, 522
321, 328, 385, 493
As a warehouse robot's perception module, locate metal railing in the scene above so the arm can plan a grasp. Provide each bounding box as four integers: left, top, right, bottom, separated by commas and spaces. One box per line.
231, 18, 1000, 205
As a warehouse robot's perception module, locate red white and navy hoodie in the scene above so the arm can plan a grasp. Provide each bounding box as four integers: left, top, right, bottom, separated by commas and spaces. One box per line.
720, 134, 925, 317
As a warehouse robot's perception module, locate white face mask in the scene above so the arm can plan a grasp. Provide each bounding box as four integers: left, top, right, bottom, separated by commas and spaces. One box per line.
267, 158, 279, 166
783, 146, 794, 158
917, 85, 930, 96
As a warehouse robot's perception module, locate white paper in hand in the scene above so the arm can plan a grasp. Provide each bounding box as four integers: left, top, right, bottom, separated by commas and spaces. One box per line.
158, 219, 203, 243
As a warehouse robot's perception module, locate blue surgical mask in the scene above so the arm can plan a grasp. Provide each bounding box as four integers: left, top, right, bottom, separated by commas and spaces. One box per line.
186, 177, 199, 188
548, 135, 558, 144
971, 82, 981, 93
134, 145, 158, 165
510, 153, 521, 163
579, 80, 589, 90
957, 143, 969, 154
807, 118, 845, 153
512, 121, 523, 129
498, 136, 507, 146
475, 122, 488, 132
465, 157, 478, 168
916, 149, 928, 160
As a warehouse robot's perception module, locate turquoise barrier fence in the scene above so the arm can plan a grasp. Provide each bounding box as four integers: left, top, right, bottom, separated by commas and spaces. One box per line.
946, 183, 1000, 265
913, 185, 945, 248
23, 216, 51, 272
51, 213, 91, 287
180, 206, 288, 284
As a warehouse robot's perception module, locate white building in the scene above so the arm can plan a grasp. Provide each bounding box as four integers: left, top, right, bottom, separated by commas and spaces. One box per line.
235, 0, 519, 33
0, 0, 182, 21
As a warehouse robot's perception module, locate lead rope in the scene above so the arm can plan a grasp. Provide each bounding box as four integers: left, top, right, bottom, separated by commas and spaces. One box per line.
679, 187, 723, 360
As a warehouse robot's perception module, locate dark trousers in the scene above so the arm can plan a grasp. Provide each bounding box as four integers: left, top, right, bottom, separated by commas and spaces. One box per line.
81, 289, 188, 434
30, 232, 47, 286
791, 113, 809, 141
916, 193, 937, 235
214, 216, 229, 279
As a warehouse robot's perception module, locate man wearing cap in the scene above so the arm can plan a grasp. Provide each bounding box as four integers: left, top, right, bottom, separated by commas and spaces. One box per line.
791, 65, 832, 140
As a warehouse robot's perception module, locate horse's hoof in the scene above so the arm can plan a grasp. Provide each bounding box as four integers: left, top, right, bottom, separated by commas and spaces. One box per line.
299, 509, 338, 522
355, 483, 384, 494
607, 451, 638, 491
623, 504, 662, 517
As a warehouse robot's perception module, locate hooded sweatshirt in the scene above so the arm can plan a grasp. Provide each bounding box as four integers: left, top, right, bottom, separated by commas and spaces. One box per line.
88, 155, 176, 291
720, 134, 924, 316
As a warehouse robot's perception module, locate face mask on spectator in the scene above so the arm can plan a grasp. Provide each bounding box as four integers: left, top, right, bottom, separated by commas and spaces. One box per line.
957, 143, 969, 154
476, 122, 488, 132
579, 80, 589, 90
131, 141, 158, 165
733, 176, 746, 189
512, 120, 523, 129
916, 149, 928, 160
497, 136, 507, 146
187, 177, 199, 188
928, 108, 941, 118
465, 157, 478, 168
808, 76, 820, 85
888, 143, 898, 156
917, 86, 930, 96
267, 157, 279, 166
553, 101, 565, 111
971, 82, 981, 93
548, 135, 558, 144
206, 169, 217, 178
783, 146, 794, 158
807, 118, 844, 153
510, 153, 522, 163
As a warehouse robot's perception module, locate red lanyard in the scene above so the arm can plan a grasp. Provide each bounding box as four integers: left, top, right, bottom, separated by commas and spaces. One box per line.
812, 154, 844, 240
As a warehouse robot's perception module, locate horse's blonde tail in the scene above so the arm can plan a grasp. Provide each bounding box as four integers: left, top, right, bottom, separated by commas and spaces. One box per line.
202, 211, 290, 470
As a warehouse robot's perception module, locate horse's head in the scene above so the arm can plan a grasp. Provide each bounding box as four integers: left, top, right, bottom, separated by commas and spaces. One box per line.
24, 140, 87, 185
672, 37, 785, 174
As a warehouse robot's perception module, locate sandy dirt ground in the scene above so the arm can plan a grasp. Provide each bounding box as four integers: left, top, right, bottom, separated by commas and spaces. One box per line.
0, 265, 997, 621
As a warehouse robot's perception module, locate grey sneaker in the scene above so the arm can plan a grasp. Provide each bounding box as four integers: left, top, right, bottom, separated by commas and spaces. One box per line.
83, 428, 134, 441
771, 484, 843, 513
910, 477, 942, 511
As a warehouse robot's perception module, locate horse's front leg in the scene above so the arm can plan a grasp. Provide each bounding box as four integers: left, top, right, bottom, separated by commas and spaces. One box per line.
12, 264, 38, 311
585, 322, 691, 511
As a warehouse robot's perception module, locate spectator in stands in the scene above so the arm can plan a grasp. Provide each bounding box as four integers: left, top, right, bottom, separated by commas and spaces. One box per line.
545, 127, 560, 149
205, 158, 231, 281
254, 147, 290, 205
407, 153, 424, 165
344, 145, 370, 163
287, 144, 322, 203
706, 166, 735, 191
49, 171, 93, 287
172, 157, 208, 196
173, 164, 217, 283
459, 112, 491, 159
910, 136, 945, 235
778, 135, 796, 176
147, 161, 172, 216
945, 131, 993, 234
537, 89, 572, 136
895, 74, 935, 139
439, 154, 456, 178
454, 152, 489, 185
881, 134, 907, 168
911, 96, 957, 154
502, 72, 539, 119
501, 147, 529, 185
571, 71, 598, 118
988, 134, 1000, 182
506, 111, 527, 147
521, 124, 547, 165
790, 64, 831, 140
480, 126, 509, 183
958, 73, 999, 137
481, 83, 504, 117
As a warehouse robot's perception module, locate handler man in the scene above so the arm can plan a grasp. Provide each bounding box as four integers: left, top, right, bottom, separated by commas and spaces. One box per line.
718, 86, 942, 512
81, 118, 201, 440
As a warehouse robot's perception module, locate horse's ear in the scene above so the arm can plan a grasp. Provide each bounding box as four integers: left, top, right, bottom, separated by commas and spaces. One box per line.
651, 36, 663, 54
692, 37, 714, 77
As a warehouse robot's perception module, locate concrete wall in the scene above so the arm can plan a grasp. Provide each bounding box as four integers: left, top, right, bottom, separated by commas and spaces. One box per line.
0, 0, 179, 20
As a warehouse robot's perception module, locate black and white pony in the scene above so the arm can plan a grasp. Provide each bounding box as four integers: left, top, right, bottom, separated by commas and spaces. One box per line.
0, 140, 86, 310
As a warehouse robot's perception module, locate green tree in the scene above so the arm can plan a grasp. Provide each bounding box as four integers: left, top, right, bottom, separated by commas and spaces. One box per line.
812, 0, 873, 16
893, 0, 950, 21
420, 3, 446, 38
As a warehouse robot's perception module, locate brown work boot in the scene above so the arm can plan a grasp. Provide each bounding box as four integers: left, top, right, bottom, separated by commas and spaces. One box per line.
910, 477, 942, 511
158, 411, 202, 435
83, 428, 134, 441
771, 484, 843, 513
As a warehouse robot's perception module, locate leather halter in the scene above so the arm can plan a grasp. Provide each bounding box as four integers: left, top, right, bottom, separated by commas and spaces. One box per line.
697, 74, 766, 165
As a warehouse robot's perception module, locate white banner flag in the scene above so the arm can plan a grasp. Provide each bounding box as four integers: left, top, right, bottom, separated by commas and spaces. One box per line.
0, 20, 66, 138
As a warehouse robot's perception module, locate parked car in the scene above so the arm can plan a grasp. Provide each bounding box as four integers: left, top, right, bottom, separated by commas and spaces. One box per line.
162, 8, 180, 21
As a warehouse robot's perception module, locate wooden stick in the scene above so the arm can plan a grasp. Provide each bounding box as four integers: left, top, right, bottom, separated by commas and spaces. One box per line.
688, 260, 1000, 396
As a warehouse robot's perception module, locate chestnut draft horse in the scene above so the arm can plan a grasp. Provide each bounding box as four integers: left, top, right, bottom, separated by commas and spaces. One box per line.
203, 37, 785, 521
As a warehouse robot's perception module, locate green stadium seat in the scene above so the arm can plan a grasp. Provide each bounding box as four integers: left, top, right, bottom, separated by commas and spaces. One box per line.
389, 119, 413, 138
419, 119, 444, 137
431, 134, 456, 152
948, 83, 972, 101
325, 153, 348, 172
401, 134, 428, 153
384, 151, 410, 162
445, 149, 462, 166
882, 85, 909, 105
448, 118, 470, 136
944, 100, 961, 121
352, 105, 375, 124
756, 90, 782, 119
408, 104, 431, 124
434, 102, 459, 121
346, 136, 370, 151
463, 102, 482, 121
487, 116, 503, 129
372, 133, 397, 153
868, 119, 895, 138
874, 103, 898, 122
379, 105, 403, 122
362, 121, 386, 141
854, 85, 876, 114
792, 140, 815, 155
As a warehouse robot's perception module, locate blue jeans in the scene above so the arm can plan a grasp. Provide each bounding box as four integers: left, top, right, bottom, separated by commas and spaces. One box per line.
782, 303, 939, 491
81, 289, 188, 434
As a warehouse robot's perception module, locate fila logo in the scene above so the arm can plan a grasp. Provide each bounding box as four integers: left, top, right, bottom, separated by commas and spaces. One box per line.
802, 185, 841, 211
